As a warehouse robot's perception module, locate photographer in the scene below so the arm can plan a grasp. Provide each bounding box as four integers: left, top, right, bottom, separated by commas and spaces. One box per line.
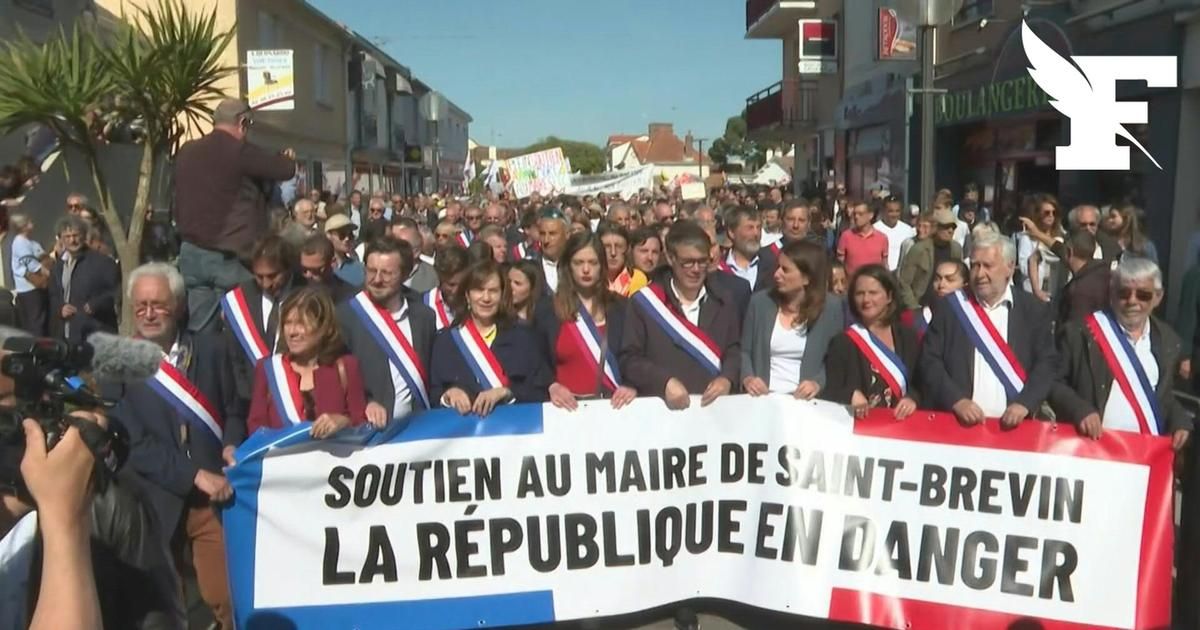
0, 339, 184, 629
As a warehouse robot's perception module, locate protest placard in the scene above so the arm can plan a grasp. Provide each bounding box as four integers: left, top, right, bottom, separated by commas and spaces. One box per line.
223, 397, 1173, 630
505, 148, 571, 198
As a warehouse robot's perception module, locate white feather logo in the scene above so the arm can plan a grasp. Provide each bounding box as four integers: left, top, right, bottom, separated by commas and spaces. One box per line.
1021, 21, 1162, 169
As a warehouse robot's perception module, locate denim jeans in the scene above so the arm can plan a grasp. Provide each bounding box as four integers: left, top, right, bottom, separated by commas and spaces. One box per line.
179, 242, 251, 333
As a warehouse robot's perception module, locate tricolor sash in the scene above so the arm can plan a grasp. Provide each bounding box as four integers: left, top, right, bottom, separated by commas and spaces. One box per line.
564, 306, 621, 392
449, 320, 510, 390
348, 292, 430, 410
221, 286, 269, 363
424, 288, 453, 330
947, 290, 1026, 399
147, 360, 224, 444
844, 324, 908, 398
264, 355, 306, 426
1084, 310, 1163, 435
457, 231, 473, 248
511, 242, 533, 260
769, 242, 781, 256
631, 284, 722, 376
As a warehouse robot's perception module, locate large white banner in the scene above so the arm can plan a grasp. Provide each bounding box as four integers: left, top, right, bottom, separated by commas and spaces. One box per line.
505, 148, 571, 198
565, 166, 654, 199
223, 396, 1174, 630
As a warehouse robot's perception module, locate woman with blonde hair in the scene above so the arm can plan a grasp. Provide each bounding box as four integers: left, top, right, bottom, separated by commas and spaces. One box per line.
247, 286, 369, 438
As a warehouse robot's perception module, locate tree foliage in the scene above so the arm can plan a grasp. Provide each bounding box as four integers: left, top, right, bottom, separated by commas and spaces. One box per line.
517, 136, 606, 174
707, 112, 776, 172
0, 0, 235, 332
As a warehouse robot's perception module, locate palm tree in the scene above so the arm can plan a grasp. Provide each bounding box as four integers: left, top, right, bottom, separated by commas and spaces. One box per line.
0, 0, 235, 332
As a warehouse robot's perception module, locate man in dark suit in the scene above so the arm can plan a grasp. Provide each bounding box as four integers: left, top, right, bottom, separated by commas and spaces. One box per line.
919, 232, 1059, 427
337, 238, 436, 425
621, 220, 741, 410
108, 263, 243, 630
1058, 230, 1111, 326
716, 206, 775, 293
1049, 257, 1191, 442
221, 235, 300, 406
48, 215, 120, 344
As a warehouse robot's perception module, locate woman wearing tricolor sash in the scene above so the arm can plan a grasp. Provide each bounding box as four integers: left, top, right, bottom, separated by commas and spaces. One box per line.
1049, 258, 1191, 446
826, 265, 920, 418
429, 260, 552, 415
535, 233, 637, 410
247, 288, 367, 438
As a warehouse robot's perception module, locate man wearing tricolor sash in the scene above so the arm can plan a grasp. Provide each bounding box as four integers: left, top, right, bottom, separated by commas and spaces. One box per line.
109, 263, 241, 629
220, 236, 299, 406
336, 238, 436, 427
622, 221, 742, 410
1049, 258, 1191, 445
919, 233, 1058, 428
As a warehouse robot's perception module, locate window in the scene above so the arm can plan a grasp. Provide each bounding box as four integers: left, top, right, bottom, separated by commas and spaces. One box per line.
953, 0, 994, 26
314, 43, 334, 107
258, 12, 282, 48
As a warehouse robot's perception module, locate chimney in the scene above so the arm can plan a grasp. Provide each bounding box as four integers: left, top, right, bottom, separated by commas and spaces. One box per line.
648, 122, 673, 136
684, 131, 694, 153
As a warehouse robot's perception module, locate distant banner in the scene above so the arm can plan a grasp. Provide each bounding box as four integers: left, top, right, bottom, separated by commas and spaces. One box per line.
565, 166, 654, 199
223, 397, 1173, 630
246, 50, 295, 111
505, 148, 571, 198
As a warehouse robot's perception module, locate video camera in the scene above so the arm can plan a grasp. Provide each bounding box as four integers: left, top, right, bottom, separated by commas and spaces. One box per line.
0, 335, 130, 498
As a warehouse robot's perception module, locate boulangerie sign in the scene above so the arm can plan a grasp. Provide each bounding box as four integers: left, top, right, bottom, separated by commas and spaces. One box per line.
223, 397, 1173, 630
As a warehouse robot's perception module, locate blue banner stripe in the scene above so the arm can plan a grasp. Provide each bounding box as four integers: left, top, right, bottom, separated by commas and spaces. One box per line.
242, 591, 555, 630
393, 405, 544, 442
222, 455, 265, 627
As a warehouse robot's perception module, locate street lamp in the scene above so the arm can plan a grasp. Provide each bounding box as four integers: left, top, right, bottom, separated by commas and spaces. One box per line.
695, 138, 709, 182
914, 0, 963, 210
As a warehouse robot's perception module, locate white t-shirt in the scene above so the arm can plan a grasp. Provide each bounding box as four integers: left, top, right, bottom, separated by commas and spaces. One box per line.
11, 234, 44, 294
768, 318, 808, 394
874, 220, 916, 271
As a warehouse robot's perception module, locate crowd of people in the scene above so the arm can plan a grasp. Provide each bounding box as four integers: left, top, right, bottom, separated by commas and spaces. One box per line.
3, 97, 1200, 630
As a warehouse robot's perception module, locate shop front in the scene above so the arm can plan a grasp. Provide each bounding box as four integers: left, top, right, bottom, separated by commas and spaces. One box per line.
836, 73, 911, 202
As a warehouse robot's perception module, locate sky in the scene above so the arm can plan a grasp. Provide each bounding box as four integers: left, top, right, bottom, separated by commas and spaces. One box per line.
307, 0, 780, 149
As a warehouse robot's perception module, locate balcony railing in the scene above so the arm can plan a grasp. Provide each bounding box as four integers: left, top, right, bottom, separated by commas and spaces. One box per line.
746, 79, 816, 132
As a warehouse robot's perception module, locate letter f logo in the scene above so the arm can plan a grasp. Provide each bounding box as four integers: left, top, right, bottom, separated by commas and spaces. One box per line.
1022, 21, 1176, 170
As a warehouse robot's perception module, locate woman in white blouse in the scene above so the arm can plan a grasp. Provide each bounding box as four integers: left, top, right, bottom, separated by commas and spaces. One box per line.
740, 240, 845, 399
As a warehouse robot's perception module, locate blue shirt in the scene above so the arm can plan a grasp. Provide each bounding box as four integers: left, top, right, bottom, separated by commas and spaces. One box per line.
334, 257, 365, 287
11, 234, 44, 294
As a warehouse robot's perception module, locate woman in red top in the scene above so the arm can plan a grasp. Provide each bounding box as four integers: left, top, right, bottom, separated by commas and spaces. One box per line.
247, 287, 369, 438
534, 232, 638, 410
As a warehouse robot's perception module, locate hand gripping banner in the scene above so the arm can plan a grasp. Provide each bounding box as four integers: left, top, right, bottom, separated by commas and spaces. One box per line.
222, 397, 1174, 630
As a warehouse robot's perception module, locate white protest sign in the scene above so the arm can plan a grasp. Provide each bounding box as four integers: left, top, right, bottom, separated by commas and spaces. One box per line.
247, 50, 295, 111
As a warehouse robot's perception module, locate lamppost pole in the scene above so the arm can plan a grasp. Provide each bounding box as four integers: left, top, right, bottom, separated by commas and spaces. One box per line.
912, 0, 961, 210
696, 138, 708, 181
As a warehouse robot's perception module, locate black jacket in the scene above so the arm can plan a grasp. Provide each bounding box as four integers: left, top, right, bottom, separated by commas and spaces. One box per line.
1057, 260, 1110, 326
918, 289, 1059, 414
532, 295, 628, 394
620, 275, 743, 396
1049, 316, 1193, 433
48, 248, 120, 344
825, 323, 922, 406
429, 322, 552, 404
221, 276, 301, 407
105, 332, 244, 535
336, 289, 436, 415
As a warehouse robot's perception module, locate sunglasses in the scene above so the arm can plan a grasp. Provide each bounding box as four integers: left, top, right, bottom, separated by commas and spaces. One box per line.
331, 229, 356, 241
937, 223, 957, 230
1118, 288, 1156, 302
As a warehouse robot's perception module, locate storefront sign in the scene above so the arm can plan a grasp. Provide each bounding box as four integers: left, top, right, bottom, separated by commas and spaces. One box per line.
799, 20, 838, 74
935, 75, 1050, 127
878, 7, 916, 60
246, 50, 295, 111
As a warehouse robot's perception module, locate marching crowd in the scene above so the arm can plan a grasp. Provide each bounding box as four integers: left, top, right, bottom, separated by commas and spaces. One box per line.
3, 97, 1200, 629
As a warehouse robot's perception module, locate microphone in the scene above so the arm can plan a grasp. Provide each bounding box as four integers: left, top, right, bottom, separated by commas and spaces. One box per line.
86, 333, 163, 383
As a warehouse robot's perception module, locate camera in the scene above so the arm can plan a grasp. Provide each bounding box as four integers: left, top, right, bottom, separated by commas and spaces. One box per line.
0, 335, 129, 498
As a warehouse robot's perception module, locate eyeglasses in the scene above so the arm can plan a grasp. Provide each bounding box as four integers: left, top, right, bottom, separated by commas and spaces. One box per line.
937, 223, 957, 230
674, 257, 709, 270
134, 302, 172, 316
67, 202, 84, 209
330, 230, 355, 241
1118, 288, 1156, 302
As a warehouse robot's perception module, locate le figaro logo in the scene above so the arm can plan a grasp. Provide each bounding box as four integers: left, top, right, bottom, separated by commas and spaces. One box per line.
1022, 21, 1176, 171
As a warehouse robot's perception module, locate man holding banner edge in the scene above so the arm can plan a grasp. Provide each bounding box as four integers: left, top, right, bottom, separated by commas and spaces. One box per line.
918, 232, 1058, 427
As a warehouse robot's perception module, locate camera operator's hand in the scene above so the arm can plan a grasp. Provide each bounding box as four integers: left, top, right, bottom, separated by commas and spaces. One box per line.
194, 469, 232, 503
20, 419, 94, 526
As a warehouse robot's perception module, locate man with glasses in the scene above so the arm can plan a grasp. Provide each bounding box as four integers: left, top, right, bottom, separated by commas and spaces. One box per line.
621, 221, 741, 411
836, 199, 889, 277
174, 98, 296, 334
1049, 257, 1189, 447
65, 193, 88, 216
336, 238, 436, 427
463, 206, 485, 242
48, 216, 119, 344
652, 198, 675, 225
111, 262, 243, 629
874, 196, 916, 272
323, 214, 364, 288
919, 233, 1058, 428
898, 208, 963, 313
298, 234, 356, 304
